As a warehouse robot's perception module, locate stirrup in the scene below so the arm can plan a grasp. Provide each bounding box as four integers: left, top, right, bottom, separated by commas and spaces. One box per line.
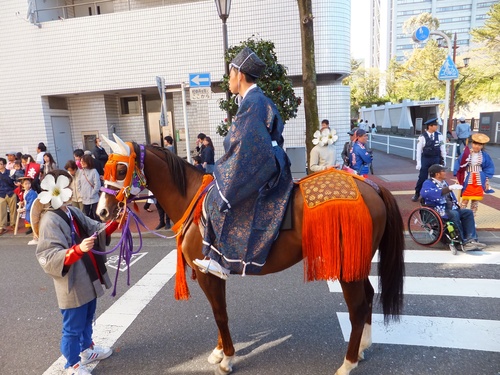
193, 258, 229, 280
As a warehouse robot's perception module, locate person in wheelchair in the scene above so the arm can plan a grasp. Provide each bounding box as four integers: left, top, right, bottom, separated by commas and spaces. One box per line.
420, 164, 487, 251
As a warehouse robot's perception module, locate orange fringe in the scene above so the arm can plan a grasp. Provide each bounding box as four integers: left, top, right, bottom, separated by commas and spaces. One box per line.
173, 174, 214, 300
301, 174, 373, 283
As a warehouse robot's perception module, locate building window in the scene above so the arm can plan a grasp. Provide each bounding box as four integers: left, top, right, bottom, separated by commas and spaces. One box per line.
440, 16, 471, 23
478, 2, 497, 8
436, 5, 472, 12
120, 96, 140, 115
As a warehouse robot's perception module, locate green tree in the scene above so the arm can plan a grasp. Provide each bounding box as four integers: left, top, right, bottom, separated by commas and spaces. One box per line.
344, 61, 388, 117
471, 3, 500, 54
386, 40, 447, 102
460, 3, 500, 106
402, 12, 440, 35
216, 37, 301, 137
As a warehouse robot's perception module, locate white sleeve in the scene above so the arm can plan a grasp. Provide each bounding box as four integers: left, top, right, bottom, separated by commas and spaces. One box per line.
416, 136, 424, 164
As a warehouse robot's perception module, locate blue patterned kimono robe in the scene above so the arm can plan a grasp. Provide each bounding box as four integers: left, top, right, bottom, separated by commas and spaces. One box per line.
202, 86, 294, 275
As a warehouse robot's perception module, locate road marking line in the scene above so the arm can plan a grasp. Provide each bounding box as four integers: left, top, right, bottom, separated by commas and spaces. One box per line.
328, 276, 500, 298
43, 250, 177, 375
337, 312, 500, 353
373, 250, 500, 265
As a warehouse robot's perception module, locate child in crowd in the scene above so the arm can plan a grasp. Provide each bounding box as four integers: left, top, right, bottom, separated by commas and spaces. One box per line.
11, 160, 25, 200
17, 177, 38, 244
73, 149, 84, 169
193, 155, 205, 172
64, 160, 84, 211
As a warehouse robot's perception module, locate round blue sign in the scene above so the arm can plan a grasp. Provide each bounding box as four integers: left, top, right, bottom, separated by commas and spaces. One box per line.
412, 26, 430, 43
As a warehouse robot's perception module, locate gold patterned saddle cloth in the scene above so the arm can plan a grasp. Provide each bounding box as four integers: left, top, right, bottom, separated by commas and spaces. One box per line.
298, 169, 365, 208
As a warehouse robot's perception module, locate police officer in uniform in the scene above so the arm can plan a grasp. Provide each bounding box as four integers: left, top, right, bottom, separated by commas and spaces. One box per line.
412, 117, 447, 202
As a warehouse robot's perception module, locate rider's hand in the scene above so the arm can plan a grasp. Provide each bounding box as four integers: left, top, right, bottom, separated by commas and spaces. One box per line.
416, 164, 421, 170
448, 184, 463, 191
79, 236, 96, 253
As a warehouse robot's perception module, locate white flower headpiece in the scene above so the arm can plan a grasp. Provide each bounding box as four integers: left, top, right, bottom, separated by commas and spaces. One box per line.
38, 174, 73, 209
312, 128, 338, 147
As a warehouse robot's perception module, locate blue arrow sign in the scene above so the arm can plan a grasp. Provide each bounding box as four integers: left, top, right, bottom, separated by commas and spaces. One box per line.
189, 73, 211, 87
412, 26, 430, 42
438, 56, 459, 80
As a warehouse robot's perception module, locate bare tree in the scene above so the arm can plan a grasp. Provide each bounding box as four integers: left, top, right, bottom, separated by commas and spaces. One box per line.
297, 0, 319, 169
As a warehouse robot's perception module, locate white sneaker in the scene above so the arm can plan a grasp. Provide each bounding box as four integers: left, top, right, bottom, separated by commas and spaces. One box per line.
80, 345, 112, 365
27, 239, 38, 245
463, 242, 480, 251
472, 241, 487, 249
66, 362, 91, 375
193, 258, 230, 280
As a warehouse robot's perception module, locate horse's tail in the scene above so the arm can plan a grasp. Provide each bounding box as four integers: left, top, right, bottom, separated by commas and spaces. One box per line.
377, 185, 405, 323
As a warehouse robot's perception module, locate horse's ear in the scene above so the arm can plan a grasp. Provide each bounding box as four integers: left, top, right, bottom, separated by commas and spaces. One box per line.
112, 134, 130, 156
101, 134, 130, 156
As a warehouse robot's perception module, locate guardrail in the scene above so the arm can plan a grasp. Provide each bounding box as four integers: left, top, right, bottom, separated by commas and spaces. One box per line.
368, 133, 458, 165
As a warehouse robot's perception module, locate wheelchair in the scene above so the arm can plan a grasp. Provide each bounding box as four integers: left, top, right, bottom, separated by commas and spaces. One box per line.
407, 206, 464, 255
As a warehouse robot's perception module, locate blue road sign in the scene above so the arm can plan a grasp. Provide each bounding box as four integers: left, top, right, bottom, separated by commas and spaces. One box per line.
189, 73, 211, 87
438, 56, 459, 80
412, 26, 430, 43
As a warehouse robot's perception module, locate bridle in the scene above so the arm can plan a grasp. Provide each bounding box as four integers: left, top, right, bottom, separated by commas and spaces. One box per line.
100, 143, 148, 205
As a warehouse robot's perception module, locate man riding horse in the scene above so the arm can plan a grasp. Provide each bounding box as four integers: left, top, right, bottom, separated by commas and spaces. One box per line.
193, 47, 294, 279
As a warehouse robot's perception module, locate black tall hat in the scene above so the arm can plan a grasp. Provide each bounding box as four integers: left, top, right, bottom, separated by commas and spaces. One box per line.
230, 47, 266, 78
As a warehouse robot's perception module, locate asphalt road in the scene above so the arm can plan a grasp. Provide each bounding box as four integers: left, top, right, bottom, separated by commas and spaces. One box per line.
1, 235, 499, 375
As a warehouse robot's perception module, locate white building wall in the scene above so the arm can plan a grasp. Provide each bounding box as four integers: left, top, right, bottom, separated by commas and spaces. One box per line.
1, 0, 351, 165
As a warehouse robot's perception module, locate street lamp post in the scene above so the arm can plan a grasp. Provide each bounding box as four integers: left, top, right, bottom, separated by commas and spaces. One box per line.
214, 0, 232, 122
448, 33, 459, 134
448, 33, 470, 134
429, 30, 452, 135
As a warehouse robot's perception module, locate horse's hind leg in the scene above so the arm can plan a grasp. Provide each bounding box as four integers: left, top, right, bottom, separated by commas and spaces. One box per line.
196, 271, 235, 374
335, 279, 371, 375
358, 278, 374, 360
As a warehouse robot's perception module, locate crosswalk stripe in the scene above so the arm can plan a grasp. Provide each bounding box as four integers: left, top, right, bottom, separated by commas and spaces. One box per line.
328, 276, 500, 298
372, 250, 500, 265
337, 312, 500, 353
43, 250, 178, 375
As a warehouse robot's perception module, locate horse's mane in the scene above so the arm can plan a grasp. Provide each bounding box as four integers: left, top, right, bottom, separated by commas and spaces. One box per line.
132, 142, 200, 197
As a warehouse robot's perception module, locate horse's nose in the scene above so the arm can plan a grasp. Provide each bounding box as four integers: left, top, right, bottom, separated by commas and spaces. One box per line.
99, 208, 108, 218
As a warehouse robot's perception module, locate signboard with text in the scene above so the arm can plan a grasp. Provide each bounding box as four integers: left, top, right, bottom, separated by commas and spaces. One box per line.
190, 87, 212, 101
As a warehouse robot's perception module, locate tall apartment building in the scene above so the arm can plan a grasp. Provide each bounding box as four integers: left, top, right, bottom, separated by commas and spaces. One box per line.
371, 0, 494, 70
0, 0, 351, 167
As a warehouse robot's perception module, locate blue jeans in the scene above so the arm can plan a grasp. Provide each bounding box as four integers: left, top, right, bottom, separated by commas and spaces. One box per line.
60, 299, 96, 368
445, 208, 477, 243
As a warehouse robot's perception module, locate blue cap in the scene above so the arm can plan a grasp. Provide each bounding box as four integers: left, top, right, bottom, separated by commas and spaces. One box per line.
424, 117, 438, 126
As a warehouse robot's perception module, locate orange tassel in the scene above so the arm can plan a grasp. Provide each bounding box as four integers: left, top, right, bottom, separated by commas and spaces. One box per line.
300, 170, 373, 283
174, 232, 190, 300
172, 174, 214, 301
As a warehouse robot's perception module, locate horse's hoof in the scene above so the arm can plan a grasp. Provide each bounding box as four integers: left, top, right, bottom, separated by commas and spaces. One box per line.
208, 348, 224, 364
358, 351, 365, 361
335, 357, 358, 375
216, 355, 234, 374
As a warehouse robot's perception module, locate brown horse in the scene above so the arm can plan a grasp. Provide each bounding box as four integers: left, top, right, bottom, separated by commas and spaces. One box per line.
97, 136, 405, 375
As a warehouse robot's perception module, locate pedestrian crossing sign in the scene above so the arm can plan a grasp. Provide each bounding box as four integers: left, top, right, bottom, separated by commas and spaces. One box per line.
438, 56, 459, 80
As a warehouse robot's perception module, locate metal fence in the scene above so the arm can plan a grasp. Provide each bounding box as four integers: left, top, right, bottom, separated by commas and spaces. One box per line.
368, 133, 458, 165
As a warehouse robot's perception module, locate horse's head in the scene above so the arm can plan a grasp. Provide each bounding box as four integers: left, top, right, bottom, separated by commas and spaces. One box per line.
96, 134, 146, 221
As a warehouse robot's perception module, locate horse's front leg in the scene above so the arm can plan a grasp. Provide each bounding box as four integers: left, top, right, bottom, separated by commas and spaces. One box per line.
335, 279, 371, 375
196, 271, 235, 374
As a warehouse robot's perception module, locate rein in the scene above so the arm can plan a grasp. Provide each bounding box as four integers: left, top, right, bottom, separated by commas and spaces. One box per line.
99, 143, 213, 299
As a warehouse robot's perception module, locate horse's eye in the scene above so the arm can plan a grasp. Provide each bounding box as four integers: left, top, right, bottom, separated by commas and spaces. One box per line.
117, 168, 127, 180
